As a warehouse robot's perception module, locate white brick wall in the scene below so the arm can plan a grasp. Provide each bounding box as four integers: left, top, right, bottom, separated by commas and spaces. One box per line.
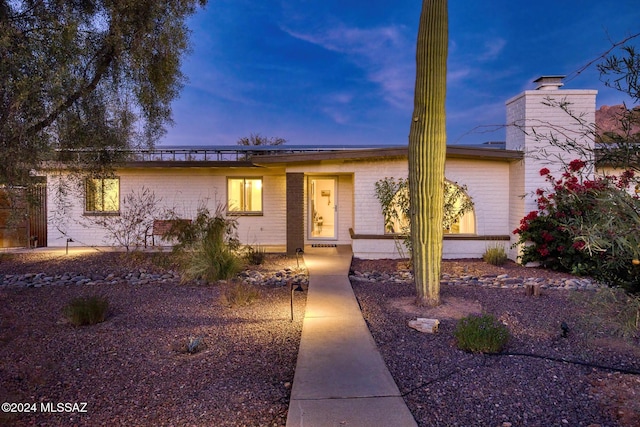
506, 89, 596, 214
46, 167, 288, 248
505, 87, 597, 259
348, 157, 513, 259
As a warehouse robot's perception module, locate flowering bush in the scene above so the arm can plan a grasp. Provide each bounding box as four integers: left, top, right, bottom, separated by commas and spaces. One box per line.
513, 160, 640, 291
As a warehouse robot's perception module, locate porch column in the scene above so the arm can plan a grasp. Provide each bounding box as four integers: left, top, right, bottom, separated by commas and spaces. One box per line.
286, 173, 304, 256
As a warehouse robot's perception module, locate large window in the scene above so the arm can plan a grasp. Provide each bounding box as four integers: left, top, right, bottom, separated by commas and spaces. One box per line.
227, 177, 263, 214
381, 179, 475, 235
85, 177, 119, 214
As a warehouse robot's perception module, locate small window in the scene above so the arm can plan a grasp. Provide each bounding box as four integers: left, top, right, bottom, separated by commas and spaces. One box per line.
85, 177, 120, 214
227, 177, 263, 214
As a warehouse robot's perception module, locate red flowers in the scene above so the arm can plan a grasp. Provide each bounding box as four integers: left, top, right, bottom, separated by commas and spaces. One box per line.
515, 159, 640, 288
572, 241, 585, 250
568, 159, 586, 172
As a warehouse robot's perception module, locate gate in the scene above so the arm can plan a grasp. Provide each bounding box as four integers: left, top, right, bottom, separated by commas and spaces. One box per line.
0, 182, 47, 248
28, 183, 47, 248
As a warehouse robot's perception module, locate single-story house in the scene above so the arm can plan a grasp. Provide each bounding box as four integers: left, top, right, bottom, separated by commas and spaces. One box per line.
28, 76, 601, 260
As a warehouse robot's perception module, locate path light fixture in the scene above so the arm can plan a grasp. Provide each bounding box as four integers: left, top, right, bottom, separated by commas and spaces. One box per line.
66, 238, 74, 255
295, 247, 304, 268
290, 281, 305, 321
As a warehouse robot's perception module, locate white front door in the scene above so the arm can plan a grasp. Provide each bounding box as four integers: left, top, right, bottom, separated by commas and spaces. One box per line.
309, 176, 337, 239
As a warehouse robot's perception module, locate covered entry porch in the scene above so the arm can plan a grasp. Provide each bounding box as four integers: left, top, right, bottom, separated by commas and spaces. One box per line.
285, 172, 354, 256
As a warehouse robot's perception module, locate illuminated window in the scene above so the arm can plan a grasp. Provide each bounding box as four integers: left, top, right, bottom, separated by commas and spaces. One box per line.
227, 177, 263, 214
383, 180, 475, 235
85, 177, 119, 214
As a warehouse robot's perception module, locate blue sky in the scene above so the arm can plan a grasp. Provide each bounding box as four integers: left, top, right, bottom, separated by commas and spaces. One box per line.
161, 0, 640, 147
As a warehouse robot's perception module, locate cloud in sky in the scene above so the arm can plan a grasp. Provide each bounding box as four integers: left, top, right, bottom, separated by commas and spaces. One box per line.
281, 22, 415, 110
163, 0, 640, 147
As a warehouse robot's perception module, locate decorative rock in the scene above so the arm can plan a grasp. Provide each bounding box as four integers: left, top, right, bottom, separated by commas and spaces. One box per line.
0, 266, 307, 290
408, 318, 440, 333
349, 270, 603, 291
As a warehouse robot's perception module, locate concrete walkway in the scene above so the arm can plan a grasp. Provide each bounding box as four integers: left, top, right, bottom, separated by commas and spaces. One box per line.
286, 246, 417, 427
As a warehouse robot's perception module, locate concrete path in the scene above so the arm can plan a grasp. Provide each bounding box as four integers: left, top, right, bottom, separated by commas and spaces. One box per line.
286, 246, 417, 427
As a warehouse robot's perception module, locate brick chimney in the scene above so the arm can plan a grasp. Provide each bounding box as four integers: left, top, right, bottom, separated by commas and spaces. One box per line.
505, 75, 597, 260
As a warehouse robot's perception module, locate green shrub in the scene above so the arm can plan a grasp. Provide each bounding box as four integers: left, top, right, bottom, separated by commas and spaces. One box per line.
454, 314, 509, 353
165, 204, 245, 283
149, 251, 176, 269
374, 177, 474, 258
483, 244, 508, 266
0, 253, 15, 264
181, 234, 244, 283
245, 245, 266, 265
63, 296, 109, 326
513, 162, 640, 291
220, 282, 261, 307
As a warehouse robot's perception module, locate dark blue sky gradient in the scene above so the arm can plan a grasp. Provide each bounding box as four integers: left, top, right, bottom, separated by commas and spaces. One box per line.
161, 0, 640, 147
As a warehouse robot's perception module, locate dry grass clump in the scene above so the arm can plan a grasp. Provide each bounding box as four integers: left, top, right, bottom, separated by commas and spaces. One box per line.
63, 295, 109, 326
220, 282, 261, 307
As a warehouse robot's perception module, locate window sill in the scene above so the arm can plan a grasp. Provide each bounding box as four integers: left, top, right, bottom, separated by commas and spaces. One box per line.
226, 212, 263, 217
83, 212, 120, 217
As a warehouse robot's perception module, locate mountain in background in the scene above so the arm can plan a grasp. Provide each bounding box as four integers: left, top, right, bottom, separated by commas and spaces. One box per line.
596, 105, 640, 143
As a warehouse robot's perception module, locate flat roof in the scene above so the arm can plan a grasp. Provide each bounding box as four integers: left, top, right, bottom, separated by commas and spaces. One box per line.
253, 145, 523, 165
48, 144, 523, 169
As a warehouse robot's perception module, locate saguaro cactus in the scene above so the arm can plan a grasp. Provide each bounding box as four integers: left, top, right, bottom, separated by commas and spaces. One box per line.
408, 0, 448, 306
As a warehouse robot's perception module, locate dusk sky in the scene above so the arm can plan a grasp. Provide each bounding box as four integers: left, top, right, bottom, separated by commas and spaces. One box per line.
161, 0, 640, 147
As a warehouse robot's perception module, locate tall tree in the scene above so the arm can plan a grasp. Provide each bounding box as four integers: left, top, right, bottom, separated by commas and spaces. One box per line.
236, 133, 287, 146
0, 0, 207, 186
408, 0, 448, 306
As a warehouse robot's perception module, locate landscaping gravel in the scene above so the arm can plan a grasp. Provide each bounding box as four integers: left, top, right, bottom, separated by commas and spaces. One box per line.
351, 258, 640, 427
0, 251, 307, 427
2, 251, 640, 426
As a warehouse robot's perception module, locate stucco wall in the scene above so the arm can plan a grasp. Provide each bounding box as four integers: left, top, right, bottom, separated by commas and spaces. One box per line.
46, 167, 288, 248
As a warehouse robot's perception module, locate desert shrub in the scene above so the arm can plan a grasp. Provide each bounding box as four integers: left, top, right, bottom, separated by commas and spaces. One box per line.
165, 204, 244, 283
244, 245, 266, 265
483, 244, 508, 266
63, 296, 109, 326
581, 287, 640, 338
454, 314, 510, 354
86, 187, 162, 251
181, 237, 243, 283
374, 177, 474, 258
513, 161, 640, 292
220, 282, 261, 307
148, 251, 176, 269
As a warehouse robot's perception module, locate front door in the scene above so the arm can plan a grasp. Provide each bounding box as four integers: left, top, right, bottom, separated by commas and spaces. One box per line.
309, 176, 337, 239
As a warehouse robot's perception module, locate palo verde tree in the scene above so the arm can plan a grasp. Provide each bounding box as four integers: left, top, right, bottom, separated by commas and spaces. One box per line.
0, 0, 207, 187
408, 0, 448, 306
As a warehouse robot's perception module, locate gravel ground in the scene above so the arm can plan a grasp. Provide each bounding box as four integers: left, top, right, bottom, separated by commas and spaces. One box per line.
3, 251, 640, 427
351, 258, 640, 427
0, 250, 307, 427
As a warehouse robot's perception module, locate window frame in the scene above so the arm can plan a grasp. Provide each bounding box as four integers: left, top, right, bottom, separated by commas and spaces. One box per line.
84, 177, 120, 216
226, 177, 264, 216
